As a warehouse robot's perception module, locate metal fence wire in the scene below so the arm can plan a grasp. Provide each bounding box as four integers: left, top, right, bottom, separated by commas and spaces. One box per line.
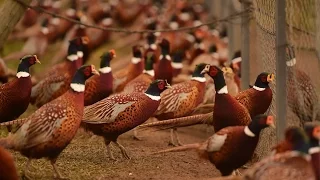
250, 0, 320, 160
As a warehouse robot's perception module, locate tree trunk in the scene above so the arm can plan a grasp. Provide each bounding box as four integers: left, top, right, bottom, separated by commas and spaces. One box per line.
0, 0, 32, 49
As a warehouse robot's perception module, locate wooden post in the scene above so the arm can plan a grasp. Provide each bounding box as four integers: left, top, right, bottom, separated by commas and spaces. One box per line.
0, 0, 32, 49
275, 0, 287, 141
241, 1, 251, 90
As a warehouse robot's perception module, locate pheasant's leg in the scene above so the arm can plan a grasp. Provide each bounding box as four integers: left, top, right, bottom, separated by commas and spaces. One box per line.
104, 138, 115, 160
22, 159, 32, 179
235, 169, 242, 176
132, 128, 142, 141
50, 159, 68, 179
113, 141, 130, 159
173, 128, 183, 146
168, 129, 178, 146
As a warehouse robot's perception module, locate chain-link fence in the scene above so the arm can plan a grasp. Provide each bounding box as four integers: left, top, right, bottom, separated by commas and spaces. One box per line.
250, 0, 320, 159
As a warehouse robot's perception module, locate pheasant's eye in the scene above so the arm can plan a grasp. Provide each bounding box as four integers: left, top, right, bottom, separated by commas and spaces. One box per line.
29, 57, 35, 64
261, 76, 267, 82
84, 67, 91, 76
158, 82, 165, 89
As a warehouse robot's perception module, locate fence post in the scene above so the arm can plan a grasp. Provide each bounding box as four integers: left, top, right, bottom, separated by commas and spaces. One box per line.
241, 1, 251, 90
276, 0, 287, 141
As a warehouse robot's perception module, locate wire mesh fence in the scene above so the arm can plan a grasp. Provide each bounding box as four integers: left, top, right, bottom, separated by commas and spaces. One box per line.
250, 0, 320, 160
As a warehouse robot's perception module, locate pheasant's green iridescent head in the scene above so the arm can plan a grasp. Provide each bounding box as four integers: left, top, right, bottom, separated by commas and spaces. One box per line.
192, 63, 207, 78
17, 55, 41, 74
100, 49, 116, 68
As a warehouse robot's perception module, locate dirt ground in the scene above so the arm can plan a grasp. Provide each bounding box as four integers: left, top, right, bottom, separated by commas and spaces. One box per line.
5, 123, 222, 180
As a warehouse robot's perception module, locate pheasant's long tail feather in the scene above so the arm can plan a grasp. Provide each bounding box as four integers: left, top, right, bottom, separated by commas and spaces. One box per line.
0, 137, 14, 150
138, 113, 213, 131
0, 118, 27, 126
151, 143, 203, 155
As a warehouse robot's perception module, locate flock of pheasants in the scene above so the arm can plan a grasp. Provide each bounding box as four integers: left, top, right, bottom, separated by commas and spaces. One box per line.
0, 0, 319, 179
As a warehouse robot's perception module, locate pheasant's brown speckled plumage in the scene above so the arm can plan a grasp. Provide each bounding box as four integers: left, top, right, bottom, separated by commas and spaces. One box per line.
123, 73, 154, 93
155, 80, 206, 120
235, 87, 273, 118
0, 146, 18, 180
84, 72, 113, 106
311, 152, 320, 179
244, 152, 315, 180
82, 93, 160, 141
207, 126, 261, 176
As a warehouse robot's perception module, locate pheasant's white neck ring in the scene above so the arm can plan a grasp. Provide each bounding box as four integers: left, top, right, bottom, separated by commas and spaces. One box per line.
66, 9, 76, 16
253, 86, 266, 91
194, 43, 205, 50
159, 54, 171, 61
99, 67, 112, 73
222, 37, 229, 43
193, 20, 202, 26
211, 53, 219, 59
232, 57, 242, 64
179, 13, 190, 21
131, 57, 142, 64
102, 18, 113, 26
211, 29, 219, 37
150, 44, 157, 50
70, 83, 85, 92
16, 72, 30, 78
145, 93, 160, 101
51, 18, 60, 25
169, 22, 179, 30
67, 54, 78, 61
286, 58, 296, 67
154, 32, 161, 37
191, 76, 206, 82
171, 62, 183, 69
217, 85, 228, 94
77, 51, 84, 58
244, 126, 256, 137
186, 34, 195, 43
41, 27, 49, 35
143, 69, 154, 77
308, 147, 320, 154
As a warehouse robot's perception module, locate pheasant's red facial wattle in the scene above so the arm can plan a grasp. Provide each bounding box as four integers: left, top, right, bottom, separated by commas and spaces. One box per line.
266, 116, 275, 128
312, 126, 320, 140
158, 81, 165, 90
209, 67, 218, 77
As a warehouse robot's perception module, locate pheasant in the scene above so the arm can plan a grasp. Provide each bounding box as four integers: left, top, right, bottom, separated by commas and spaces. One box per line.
148, 63, 207, 146
30, 36, 88, 108
153, 114, 275, 176
143, 32, 160, 63
0, 146, 18, 180
84, 49, 116, 106
123, 51, 155, 94
138, 69, 273, 131
304, 122, 320, 179
171, 50, 185, 77
286, 46, 319, 123
0, 55, 40, 133
230, 51, 242, 89
113, 45, 144, 92
0, 65, 99, 179
82, 79, 171, 160
154, 38, 173, 85
189, 44, 220, 74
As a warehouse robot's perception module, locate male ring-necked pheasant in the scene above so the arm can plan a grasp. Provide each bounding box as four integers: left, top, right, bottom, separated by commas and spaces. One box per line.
0, 65, 99, 179
84, 49, 115, 106
31, 36, 88, 108
153, 114, 275, 176
82, 79, 171, 160
0, 55, 40, 133
0, 146, 18, 180
152, 63, 207, 146
154, 38, 173, 85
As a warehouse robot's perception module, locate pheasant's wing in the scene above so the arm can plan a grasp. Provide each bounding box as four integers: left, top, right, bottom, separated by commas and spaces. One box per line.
156, 81, 197, 115
30, 73, 70, 105
206, 130, 228, 152
13, 100, 69, 148
83, 93, 140, 124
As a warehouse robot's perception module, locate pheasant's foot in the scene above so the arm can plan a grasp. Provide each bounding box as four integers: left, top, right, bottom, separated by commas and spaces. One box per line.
173, 129, 183, 146
106, 145, 116, 161
51, 160, 68, 180
88, 135, 98, 142
235, 169, 242, 176
132, 129, 143, 141
114, 141, 131, 160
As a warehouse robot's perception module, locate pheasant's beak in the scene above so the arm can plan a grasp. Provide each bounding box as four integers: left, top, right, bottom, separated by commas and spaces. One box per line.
34, 55, 41, 64
201, 64, 210, 75
81, 36, 90, 44
92, 69, 100, 75
266, 116, 275, 128
110, 49, 116, 58
267, 74, 275, 82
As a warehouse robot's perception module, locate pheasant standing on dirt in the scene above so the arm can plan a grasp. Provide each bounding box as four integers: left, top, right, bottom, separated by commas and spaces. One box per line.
0, 65, 99, 179
0, 146, 18, 180
153, 114, 275, 176
0, 55, 40, 133
82, 79, 171, 160
30, 36, 88, 108
147, 63, 207, 146
113, 45, 145, 92
154, 38, 173, 85
84, 49, 116, 106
